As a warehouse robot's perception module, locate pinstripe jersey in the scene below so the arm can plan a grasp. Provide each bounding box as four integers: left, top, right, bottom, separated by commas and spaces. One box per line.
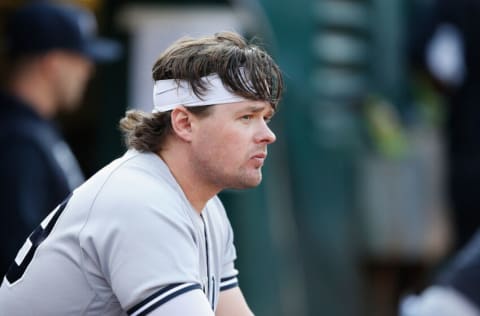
0, 150, 239, 316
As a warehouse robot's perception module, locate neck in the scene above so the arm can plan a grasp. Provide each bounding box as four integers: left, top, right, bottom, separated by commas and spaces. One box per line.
159, 143, 219, 214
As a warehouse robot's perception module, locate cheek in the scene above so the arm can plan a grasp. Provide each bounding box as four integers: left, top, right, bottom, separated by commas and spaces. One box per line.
69, 64, 91, 88
220, 135, 251, 169
64, 79, 81, 99
73, 69, 89, 88
198, 126, 246, 163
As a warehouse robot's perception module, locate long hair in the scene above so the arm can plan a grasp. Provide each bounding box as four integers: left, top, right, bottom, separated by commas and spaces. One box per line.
120, 31, 283, 153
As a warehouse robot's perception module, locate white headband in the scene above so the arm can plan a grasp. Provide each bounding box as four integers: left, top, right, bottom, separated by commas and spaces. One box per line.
152, 73, 249, 113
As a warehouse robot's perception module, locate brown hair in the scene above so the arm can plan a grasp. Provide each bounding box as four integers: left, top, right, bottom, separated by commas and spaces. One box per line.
120, 31, 283, 153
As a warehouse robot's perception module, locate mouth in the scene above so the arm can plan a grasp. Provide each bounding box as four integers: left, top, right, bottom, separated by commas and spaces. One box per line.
250, 152, 267, 167
252, 153, 267, 159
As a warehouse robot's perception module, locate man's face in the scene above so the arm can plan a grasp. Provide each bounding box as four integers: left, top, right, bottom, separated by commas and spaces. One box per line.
189, 100, 276, 190
51, 51, 94, 111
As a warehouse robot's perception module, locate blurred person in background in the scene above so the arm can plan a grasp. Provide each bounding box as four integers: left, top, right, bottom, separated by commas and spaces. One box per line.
0, 2, 119, 276
400, 229, 480, 316
401, 0, 480, 314
410, 0, 480, 252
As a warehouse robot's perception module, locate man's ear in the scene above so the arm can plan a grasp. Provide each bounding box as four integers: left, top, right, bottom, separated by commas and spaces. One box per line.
170, 106, 193, 142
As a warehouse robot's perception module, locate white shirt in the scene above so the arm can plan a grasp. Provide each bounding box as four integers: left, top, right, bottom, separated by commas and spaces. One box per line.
0, 150, 239, 315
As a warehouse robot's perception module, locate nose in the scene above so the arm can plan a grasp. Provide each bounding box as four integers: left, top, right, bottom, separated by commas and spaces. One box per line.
255, 121, 276, 144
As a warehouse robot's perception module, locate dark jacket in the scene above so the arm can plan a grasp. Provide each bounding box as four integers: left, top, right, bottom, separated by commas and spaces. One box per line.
437, 229, 480, 311
0, 91, 83, 276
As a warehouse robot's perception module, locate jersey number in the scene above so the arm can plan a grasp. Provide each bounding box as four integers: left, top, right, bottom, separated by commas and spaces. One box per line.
5, 195, 70, 284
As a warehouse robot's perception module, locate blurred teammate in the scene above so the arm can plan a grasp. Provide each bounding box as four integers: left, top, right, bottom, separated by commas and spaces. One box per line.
410, 0, 480, 251
0, 31, 283, 315
400, 229, 480, 316
0, 2, 119, 275
401, 1, 480, 314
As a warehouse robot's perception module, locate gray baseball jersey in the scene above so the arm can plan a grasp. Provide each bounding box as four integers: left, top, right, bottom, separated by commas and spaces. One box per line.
0, 150, 239, 315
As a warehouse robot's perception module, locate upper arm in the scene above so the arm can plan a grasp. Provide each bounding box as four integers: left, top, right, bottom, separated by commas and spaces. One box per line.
215, 287, 254, 316
81, 177, 202, 314
129, 287, 213, 316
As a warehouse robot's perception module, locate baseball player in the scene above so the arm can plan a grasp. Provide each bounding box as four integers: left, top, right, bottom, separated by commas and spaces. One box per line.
0, 31, 283, 316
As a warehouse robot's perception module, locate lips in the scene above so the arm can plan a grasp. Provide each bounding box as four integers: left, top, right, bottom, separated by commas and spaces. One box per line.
252, 153, 266, 159
250, 152, 267, 168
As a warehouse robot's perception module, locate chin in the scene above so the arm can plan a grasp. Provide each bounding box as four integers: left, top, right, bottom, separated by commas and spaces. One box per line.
224, 169, 263, 189
241, 175, 263, 189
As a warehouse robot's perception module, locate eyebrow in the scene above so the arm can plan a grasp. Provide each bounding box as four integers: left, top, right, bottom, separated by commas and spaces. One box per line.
237, 105, 275, 116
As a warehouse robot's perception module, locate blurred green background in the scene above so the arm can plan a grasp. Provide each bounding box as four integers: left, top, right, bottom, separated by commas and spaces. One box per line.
0, 0, 454, 315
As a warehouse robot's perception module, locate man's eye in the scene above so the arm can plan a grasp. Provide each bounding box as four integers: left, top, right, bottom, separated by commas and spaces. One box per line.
241, 115, 252, 121
264, 116, 272, 123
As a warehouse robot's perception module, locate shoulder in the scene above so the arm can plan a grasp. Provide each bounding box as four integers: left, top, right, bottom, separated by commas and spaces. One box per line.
0, 110, 65, 167
0, 121, 51, 156
73, 154, 203, 310
0, 137, 54, 180
0, 107, 57, 143
76, 151, 196, 237
97, 152, 187, 213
